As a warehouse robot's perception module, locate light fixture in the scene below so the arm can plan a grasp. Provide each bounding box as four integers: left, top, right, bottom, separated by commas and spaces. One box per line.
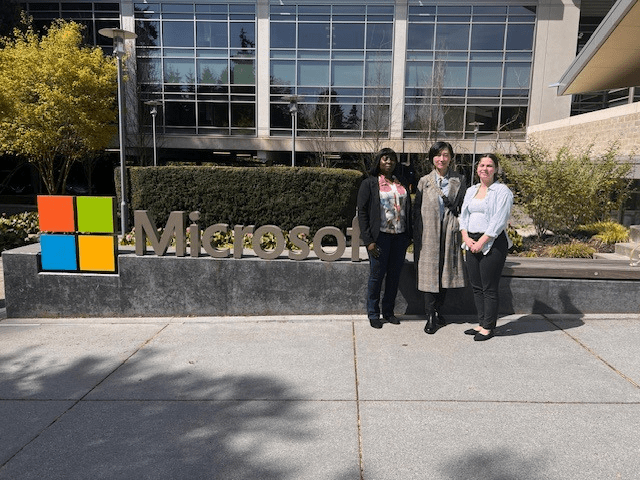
282, 95, 303, 167
99, 28, 137, 235
144, 100, 162, 167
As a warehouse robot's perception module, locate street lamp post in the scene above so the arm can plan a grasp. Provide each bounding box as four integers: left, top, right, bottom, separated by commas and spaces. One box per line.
144, 100, 162, 167
99, 27, 137, 235
283, 95, 302, 167
469, 121, 484, 186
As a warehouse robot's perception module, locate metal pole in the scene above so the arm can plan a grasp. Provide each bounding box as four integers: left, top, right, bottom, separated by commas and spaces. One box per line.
469, 121, 483, 186
99, 28, 137, 235
151, 107, 158, 167
116, 52, 127, 235
292, 108, 296, 167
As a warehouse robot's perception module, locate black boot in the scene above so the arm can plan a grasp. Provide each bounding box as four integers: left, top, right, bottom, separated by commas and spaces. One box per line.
424, 313, 438, 334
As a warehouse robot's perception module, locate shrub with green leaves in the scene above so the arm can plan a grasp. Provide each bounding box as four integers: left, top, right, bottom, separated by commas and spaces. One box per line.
0, 211, 40, 252
500, 140, 631, 237
119, 166, 363, 235
545, 241, 595, 258
506, 225, 523, 252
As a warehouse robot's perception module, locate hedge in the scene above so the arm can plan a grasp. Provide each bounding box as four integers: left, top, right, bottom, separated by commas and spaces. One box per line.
119, 166, 364, 234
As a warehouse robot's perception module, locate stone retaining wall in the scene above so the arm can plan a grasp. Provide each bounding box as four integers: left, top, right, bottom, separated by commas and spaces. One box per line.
3, 243, 639, 318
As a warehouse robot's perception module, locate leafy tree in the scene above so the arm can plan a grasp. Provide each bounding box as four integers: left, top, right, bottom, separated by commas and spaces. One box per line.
500, 140, 632, 237
0, 19, 117, 194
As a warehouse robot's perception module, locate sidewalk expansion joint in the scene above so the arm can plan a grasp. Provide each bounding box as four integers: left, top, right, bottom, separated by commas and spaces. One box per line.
545, 316, 640, 390
351, 322, 365, 480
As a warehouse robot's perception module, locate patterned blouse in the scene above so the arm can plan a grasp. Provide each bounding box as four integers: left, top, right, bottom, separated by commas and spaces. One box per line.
378, 175, 408, 234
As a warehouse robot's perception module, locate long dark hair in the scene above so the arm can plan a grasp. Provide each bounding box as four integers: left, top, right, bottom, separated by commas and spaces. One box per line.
369, 147, 398, 176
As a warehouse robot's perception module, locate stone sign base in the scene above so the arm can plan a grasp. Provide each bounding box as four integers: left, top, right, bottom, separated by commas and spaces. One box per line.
3, 243, 639, 318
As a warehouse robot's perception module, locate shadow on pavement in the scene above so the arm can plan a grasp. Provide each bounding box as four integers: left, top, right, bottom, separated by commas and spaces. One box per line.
0, 346, 357, 480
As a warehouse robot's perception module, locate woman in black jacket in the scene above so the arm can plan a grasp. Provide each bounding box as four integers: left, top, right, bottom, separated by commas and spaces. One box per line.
357, 148, 412, 329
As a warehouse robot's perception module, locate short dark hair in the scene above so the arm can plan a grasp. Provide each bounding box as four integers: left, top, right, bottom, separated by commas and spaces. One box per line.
369, 147, 398, 176
428, 141, 454, 163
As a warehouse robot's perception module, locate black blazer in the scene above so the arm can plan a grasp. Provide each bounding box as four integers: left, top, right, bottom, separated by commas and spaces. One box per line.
357, 175, 412, 247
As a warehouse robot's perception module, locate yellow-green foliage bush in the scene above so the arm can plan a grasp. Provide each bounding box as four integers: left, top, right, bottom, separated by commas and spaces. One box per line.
577, 221, 629, 244
545, 241, 595, 258
507, 225, 523, 252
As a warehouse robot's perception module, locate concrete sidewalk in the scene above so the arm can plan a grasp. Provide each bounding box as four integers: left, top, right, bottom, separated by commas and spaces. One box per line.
1, 313, 639, 479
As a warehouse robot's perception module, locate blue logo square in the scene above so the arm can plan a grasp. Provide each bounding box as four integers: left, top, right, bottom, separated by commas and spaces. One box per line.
40, 234, 78, 271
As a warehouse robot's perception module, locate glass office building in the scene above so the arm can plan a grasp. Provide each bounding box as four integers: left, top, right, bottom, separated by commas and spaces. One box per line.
19, 0, 609, 165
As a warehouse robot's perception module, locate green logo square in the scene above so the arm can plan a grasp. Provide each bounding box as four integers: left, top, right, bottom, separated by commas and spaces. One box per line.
76, 196, 115, 233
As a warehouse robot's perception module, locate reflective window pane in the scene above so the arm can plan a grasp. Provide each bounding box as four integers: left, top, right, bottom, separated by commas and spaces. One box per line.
435, 24, 469, 50
230, 22, 255, 49
407, 23, 434, 50
466, 105, 498, 131
271, 22, 295, 48
271, 61, 295, 85
298, 61, 329, 86
164, 59, 196, 83
365, 60, 391, 86
443, 106, 464, 132
469, 63, 502, 88
197, 59, 228, 84
332, 62, 363, 87
500, 106, 527, 131
367, 23, 393, 50
231, 59, 255, 84
230, 103, 255, 128
333, 23, 364, 50
196, 22, 227, 48
136, 21, 160, 47
138, 58, 162, 83
504, 63, 531, 88
298, 23, 330, 49
199, 102, 228, 127
406, 62, 433, 87
471, 24, 504, 50
163, 21, 193, 47
443, 63, 467, 88
165, 102, 196, 126
506, 24, 534, 50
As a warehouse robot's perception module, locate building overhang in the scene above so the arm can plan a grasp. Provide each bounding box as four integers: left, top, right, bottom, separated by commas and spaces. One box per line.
556, 0, 640, 95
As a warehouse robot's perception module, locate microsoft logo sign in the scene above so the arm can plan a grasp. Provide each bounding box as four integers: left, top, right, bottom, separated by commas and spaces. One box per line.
37, 196, 118, 273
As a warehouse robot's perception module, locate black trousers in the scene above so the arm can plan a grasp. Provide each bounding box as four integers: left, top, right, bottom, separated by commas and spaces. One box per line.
464, 232, 508, 330
424, 289, 447, 315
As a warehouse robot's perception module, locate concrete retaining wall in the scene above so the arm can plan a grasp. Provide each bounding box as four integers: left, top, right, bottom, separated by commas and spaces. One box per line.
3, 243, 639, 318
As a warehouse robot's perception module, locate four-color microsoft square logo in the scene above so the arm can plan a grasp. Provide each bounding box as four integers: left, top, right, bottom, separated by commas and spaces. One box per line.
37, 196, 118, 273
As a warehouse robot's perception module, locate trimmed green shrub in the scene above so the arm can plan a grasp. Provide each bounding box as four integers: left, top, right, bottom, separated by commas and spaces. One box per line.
120, 166, 364, 234
500, 141, 632, 237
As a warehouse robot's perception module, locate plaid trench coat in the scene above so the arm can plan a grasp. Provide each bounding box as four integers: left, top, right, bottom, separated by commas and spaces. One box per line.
412, 170, 467, 293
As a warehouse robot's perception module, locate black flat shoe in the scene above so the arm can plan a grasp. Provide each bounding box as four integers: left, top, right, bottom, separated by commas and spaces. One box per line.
369, 318, 383, 329
464, 328, 479, 335
384, 315, 400, 325
474, 330, 494, 341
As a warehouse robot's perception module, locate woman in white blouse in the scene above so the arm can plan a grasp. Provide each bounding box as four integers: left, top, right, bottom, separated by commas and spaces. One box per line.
459, 154, 513, 341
